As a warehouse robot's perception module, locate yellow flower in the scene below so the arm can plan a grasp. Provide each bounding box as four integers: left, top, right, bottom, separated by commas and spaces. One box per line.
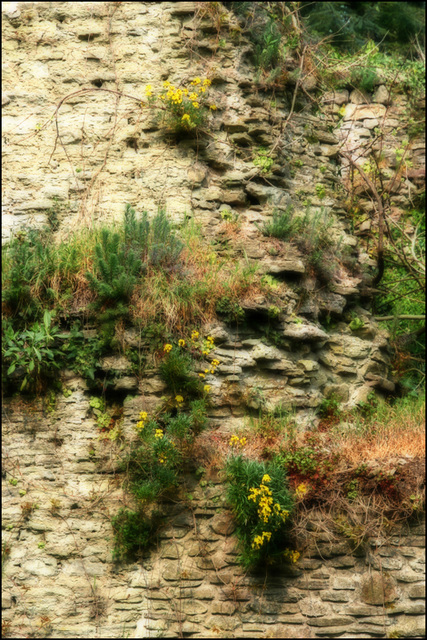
192, 102, 199, 109
191, 330, 199, 340
181, 114, 191, 123
239, 437, 247, 447
135, 421, 145, 431
262, 474, 271, 484
139, 411, 148, 420
189, 92, 198, 101
175, 395, 184, 403
178, 339, 186, 346
183, 88, 189, 95
207, 336, 214, 343
229, 435, 240, 447
192, 77, 201, 85
199, 373, 205, 378
209, 104, 217, 110
155, 429, 164, 439
203, 385, 211, 393
211, 359, 220, 366
203, 78, 211, 86
284, 549, 300, 563
163, 344, 173, 352
140, 102, 145, 108
202, 350, 209, 356
295, 483, 308, 497
145, 85, 153, 97
204, 369, 209, 374
163, 80, 170, 88
158, 455, 166, 464
200, 86, 206, 93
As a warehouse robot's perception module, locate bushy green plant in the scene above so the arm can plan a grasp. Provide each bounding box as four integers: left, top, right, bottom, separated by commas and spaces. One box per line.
159, 347, 201, 396
61, 321, 104, 382
86, 228, 142, 307
149, 209, 184, 270
2, 310, 65, 392
2, 229, 56, 320
318, 395, 342, 419
215, 296, 245, 324
225, 455, 294, 569
111, 507, 159, 562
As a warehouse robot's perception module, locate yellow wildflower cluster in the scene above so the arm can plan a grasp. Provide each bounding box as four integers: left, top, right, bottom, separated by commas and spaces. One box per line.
229, 435, 247, 448
191, 330, 200, 341
158, 454, 167, 465
175, 395, 184, 404
178, 339, 186, 347
163, 343, 173, 353
155, 429, 164, 439
251, 530, 272, 549
248, 475, 289, 525
295, 482, 308, 498
284, 549, 300, 563
135, 411, 148, 432
202, 335, 215, 357
203, 385, 211, 393
199, 356, 220, 379
157, 78, 214, 130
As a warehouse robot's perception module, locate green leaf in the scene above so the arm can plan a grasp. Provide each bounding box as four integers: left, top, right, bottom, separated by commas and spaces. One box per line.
34, 348, 42, 361
29, 360, 35, 372
7, 363, 16, 375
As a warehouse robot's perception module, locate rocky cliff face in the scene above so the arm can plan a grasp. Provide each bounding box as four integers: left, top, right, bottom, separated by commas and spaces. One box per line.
2, 2, 425, 638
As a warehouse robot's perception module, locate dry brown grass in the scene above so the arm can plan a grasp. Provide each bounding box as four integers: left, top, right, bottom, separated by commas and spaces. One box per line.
331, 397, 425, 466
129, 233, 260, 334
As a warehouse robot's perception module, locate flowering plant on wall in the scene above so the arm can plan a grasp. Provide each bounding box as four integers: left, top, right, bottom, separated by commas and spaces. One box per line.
141, 77, 217, 135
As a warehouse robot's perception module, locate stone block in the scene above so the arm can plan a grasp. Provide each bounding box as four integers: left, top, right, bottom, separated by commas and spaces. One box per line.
360, 572, 397, 604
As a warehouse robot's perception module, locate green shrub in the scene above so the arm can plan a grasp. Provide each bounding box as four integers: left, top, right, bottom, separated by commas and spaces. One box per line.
318, 395, 342, 419
256, 206, 299, 240
111, 508, 159, 562
225, 455, 294, 569
215, 296, 245, 324
86, 228, 142, 307
2, 229, 55, 321
159, 347, 201, 396
149, 209, 184, 270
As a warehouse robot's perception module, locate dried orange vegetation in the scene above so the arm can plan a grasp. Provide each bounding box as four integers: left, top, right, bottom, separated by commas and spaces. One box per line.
130, 231, 260, 333
332, 396, 425, 466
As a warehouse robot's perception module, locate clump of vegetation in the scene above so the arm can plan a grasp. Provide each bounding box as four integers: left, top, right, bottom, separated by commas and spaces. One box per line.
144, 77, 216, 136
2, 310, 65, 393
257, 206, 298, 240
111, 507, 160, 562
225, 454, 294, 569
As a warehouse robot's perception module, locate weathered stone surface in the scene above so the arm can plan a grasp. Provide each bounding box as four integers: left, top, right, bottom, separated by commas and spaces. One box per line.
283, 324, 329, 341
373, 84, 392, 105
360, 571, 397, 605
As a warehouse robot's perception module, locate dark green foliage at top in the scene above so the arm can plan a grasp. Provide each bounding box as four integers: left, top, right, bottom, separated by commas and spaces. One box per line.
300, 2, 425, 52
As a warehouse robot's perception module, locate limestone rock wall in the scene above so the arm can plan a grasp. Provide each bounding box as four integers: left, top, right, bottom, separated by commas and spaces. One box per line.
2, 390, 425, 638
2, 2, 425, 638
